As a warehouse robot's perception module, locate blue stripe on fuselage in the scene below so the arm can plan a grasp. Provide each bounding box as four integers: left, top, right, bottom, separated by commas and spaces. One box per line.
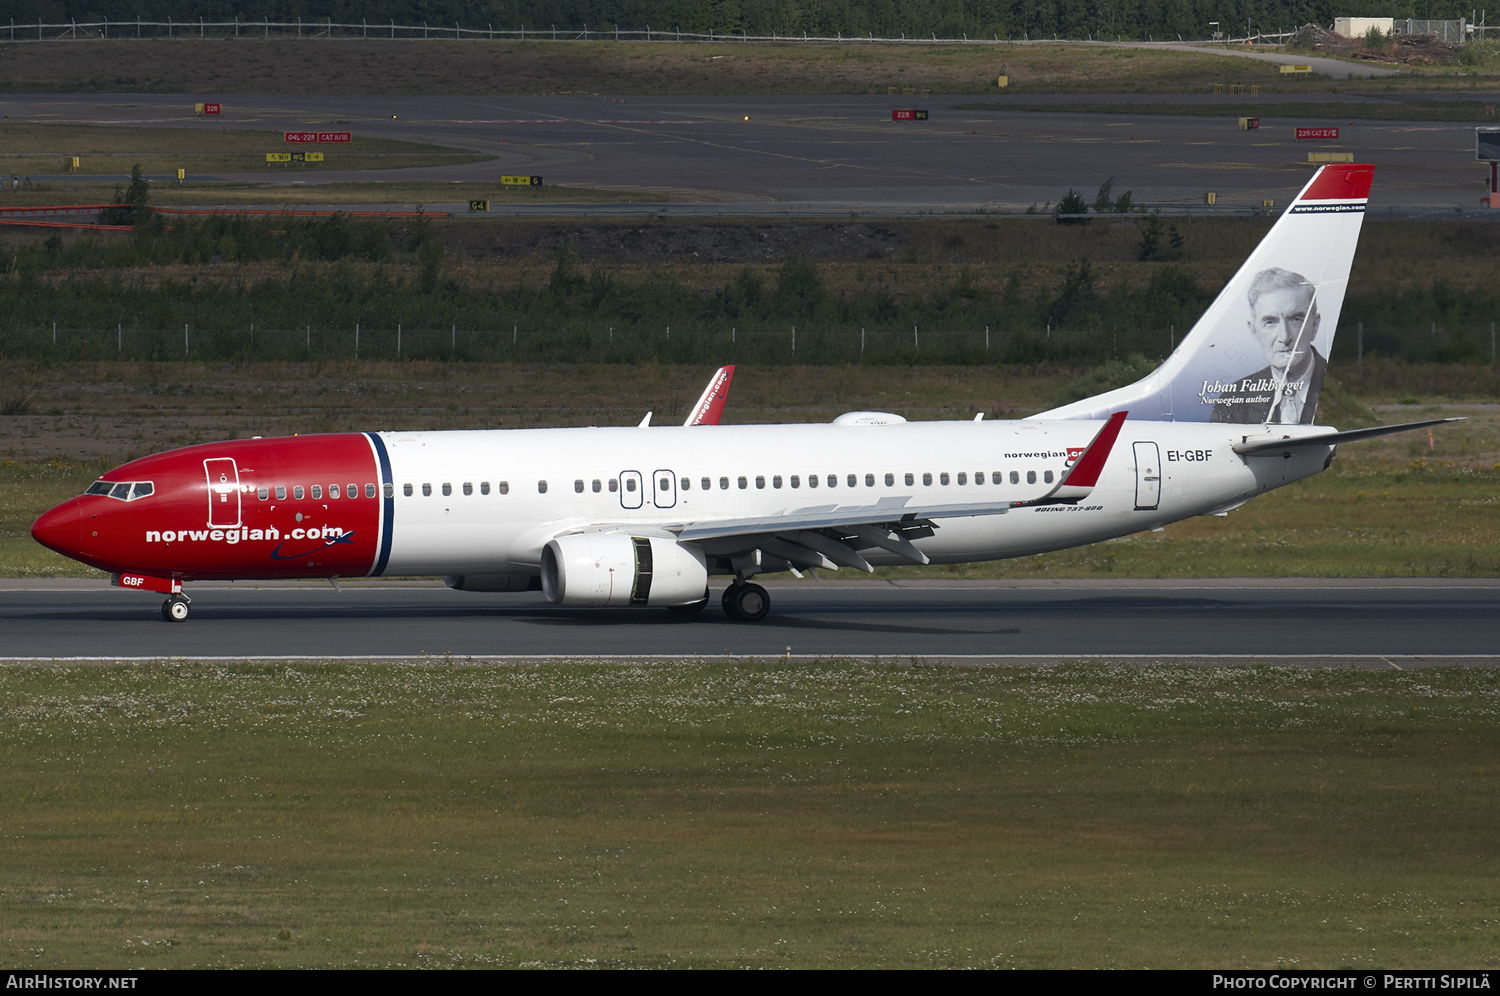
366, 432, 395, 577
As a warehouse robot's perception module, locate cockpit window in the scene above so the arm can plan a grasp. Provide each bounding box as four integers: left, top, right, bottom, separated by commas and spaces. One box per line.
85, 480, 155, 501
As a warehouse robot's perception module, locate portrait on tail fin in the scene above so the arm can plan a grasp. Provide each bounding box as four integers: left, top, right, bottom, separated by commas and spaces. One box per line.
1210, 267, 1328, 425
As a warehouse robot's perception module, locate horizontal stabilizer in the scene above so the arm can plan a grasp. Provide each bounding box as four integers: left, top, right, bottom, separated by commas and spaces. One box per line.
1232, 417, 1465, 456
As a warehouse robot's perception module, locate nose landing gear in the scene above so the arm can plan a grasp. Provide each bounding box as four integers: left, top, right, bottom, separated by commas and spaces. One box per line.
722, 581, 770, 622
161, 594, 191, 622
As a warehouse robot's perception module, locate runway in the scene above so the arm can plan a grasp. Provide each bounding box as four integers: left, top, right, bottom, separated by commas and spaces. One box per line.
4, 579, 1497, 666
3, 92, 1496, 211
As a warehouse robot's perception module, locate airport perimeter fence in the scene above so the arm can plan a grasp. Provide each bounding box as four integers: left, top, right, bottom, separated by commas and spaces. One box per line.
7, 319, 1494, 366
4, 18, 1295, 47
3, 320, 1203, 367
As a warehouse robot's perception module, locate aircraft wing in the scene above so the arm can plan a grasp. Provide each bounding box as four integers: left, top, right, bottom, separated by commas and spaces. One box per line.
683, 365, 735, 426
1232, 417, 1465, 456
670, 412, 1127, 571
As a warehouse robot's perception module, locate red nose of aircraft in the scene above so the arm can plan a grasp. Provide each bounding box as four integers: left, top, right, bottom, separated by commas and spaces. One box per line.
31, 498, 84, 559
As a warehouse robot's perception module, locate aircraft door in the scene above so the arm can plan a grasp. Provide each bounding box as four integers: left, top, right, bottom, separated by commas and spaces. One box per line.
1133, 442, 1161, 510
652, 469, 677, 509
204, 457, 241, 528
619, 470, 643, 510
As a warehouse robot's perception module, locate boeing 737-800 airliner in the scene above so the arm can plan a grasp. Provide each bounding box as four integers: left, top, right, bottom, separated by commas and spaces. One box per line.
31, 164, 1455, 622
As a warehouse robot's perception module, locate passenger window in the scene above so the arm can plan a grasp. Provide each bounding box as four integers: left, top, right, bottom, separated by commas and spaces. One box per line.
992, 471, 1002, 485
463, 482, 473, 496
276, 486, 287, 500
885, 473, 894, 486
626, 478, 637, 492
773, 476, 782, 489
312, 485, 322, 499
1027, 471, 1036, 484
680, 477, 690, 491
348, 482, 358, 498
827, 475, 837, 488
904, 473, 914, 486
1044, 470, 1054, 483
804, 475, 814, 488
402, 483, 413, 497
1010, 471, 1020, 485
957, 473, 966, 485
422, 483, 432, 497
330, 484, 340, 499
738, 476, 748, 489
608, 479, 616, 492
258, 486, 269, 501
721, 477, 730, 490
940, 473, 950, 486
701, 477, 711, 491
441, 483, 451, 497
922, 473, 932, 487
372, 484, 382, 498
755, 476, 765, 489
539, 480, 548, 494
481, 481, 491, 495
499, 481, 510, 495
790, 476, 800, 489
293, 486, 305, 500
846, 474, 855, 487
659, 478, 670, 492
593, 480, 602, 493
865, 474, 874, 487
574, 480, 584, 493
973, 472, 983, 486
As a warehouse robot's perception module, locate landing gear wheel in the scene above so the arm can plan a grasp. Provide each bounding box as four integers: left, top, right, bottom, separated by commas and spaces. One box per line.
161, 595, 190, 623
722, 582, 770, 622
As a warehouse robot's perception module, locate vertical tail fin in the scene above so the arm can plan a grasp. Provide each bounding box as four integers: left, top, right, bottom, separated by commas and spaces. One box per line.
1040, 164, 1372, 425
683, 365, 736, 426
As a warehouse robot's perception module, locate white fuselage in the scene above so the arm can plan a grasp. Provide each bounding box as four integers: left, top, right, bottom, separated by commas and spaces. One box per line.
375, 418, 1333, 576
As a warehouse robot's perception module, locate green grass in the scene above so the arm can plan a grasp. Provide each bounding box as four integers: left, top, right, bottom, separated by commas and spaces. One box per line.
958, 99, 1500, 123
0, 180, 672, 207
0, 123, 484, 177
1, 661, 1497, 968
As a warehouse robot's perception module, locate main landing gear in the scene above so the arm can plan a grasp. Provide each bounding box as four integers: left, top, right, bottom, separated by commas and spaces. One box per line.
722, 581, 770, 622
161, 593, 191, 622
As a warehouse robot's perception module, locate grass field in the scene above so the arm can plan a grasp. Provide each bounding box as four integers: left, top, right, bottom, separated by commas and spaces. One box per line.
1, 661, 1497, 969
0, 179, 669, 208
962, 98, 1500, 123
0, 38, 1485, 98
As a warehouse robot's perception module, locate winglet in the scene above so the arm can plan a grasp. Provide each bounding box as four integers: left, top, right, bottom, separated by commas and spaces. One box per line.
683, 365, 736, 426
1022, 411, 1127, 505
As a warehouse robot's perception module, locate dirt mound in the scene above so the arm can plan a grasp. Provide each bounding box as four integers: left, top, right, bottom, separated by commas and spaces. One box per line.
1288, 22, 1462, 66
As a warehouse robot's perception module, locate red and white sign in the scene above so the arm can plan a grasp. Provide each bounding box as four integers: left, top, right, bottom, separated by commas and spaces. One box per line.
203, 102, 221, 115
318, 132, 352, 143
284, 131, 317, 143
892, 109, 916, 121
1296, 127, 1339, 141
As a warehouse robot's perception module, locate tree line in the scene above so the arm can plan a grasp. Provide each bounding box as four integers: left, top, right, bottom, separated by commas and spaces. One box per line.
0, 212, 1494, 366
6, 1, 1481, 44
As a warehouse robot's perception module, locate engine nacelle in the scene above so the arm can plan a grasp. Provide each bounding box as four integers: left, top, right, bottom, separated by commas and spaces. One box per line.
541, 533, 708, 607
443, 574, 540, 593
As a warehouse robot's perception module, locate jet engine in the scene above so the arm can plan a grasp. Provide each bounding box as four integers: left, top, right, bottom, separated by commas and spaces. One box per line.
540, 533, 708, 607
